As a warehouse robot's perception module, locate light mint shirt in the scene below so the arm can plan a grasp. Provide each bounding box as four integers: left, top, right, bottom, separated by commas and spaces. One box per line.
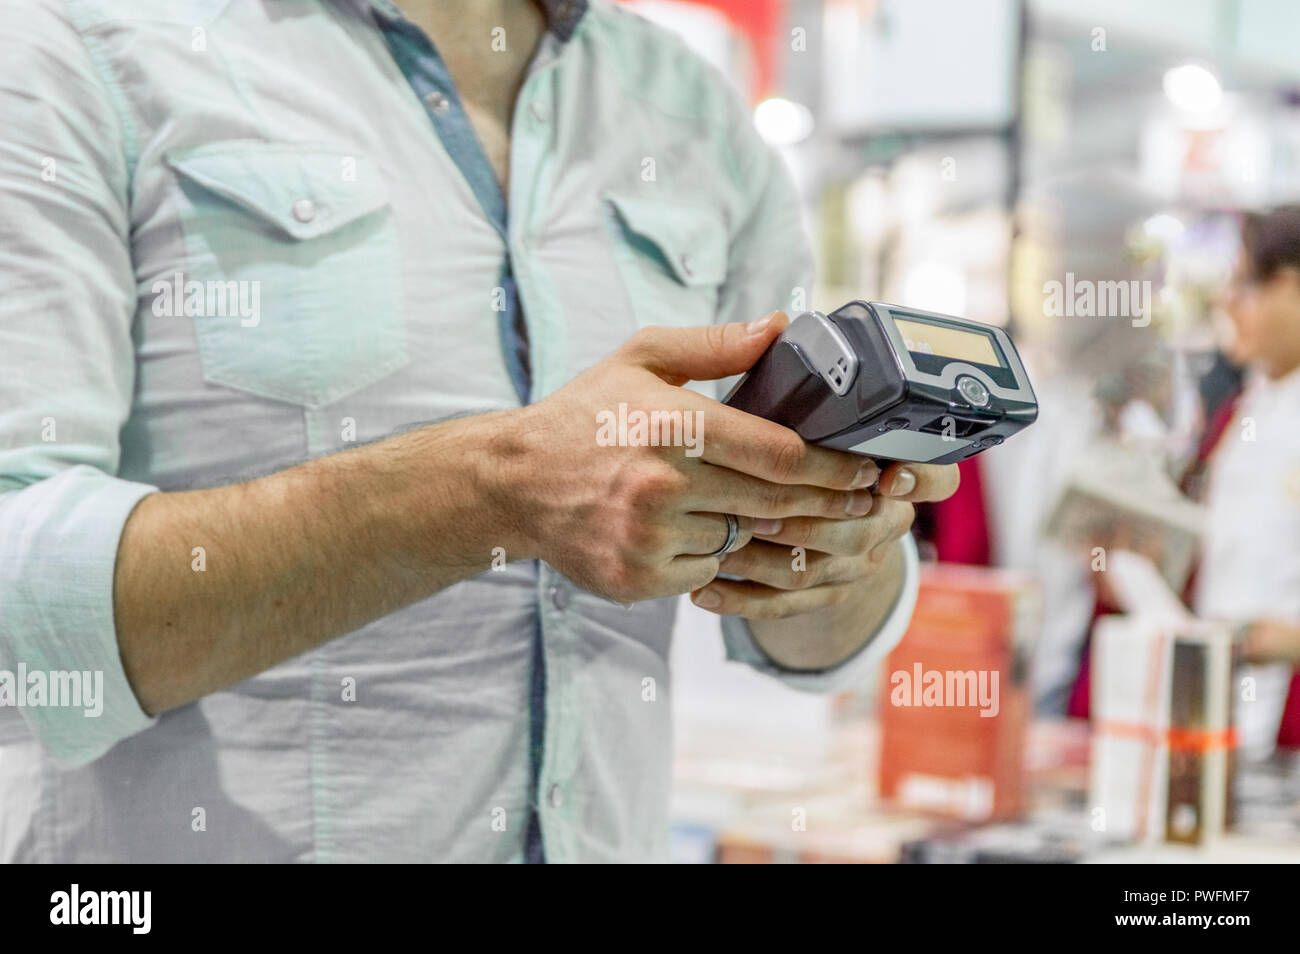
0, 0, 918, 862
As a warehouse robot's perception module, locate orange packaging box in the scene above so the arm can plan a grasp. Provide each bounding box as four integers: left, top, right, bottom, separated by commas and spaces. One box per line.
877, 563, 1040, 821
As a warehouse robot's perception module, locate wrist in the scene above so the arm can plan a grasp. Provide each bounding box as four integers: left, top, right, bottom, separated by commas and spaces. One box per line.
463, 405, 546, 565
357, 409, 539, 578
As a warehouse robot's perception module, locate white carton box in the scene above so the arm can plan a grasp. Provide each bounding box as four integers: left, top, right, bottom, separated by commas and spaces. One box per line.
1090, 615, 1235, 844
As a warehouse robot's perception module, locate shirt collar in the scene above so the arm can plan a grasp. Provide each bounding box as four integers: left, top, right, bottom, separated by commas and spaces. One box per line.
1248, 360, 1300, 399
365, 0, 586, 42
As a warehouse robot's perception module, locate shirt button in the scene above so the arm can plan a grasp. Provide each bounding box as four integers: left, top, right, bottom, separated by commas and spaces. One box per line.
529, 99, 549, 124
679, 253, 694, 277
547, 784, 564, 809
424, 90, 450, 114
291, 198, 316, 223
550, 584, 569, 611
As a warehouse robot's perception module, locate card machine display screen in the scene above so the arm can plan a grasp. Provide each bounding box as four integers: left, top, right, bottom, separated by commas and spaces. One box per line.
893, 317, 1002, 367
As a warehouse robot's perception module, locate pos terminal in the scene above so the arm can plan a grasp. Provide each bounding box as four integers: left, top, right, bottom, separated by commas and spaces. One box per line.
723, 301, 1038, 464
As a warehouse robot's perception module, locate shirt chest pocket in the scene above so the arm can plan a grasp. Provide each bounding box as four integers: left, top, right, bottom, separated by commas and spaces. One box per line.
603, 191, 729, 329
164, 142, 407, 409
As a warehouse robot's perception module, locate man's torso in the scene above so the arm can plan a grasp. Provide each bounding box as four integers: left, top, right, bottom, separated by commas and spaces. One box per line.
0, 0, 808, 862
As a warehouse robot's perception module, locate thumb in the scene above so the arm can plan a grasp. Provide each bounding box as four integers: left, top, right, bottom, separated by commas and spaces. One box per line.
625, 312, 790, 385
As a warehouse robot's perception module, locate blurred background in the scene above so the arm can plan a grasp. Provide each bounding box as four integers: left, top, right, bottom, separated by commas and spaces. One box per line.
619, 0, 1300, 863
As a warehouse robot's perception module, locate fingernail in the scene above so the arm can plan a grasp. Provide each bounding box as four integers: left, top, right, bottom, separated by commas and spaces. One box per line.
852, 460, 880, 489
846, 490, 872, 516
693, 588, 722, 609
888, 468, 916, 497
753, 518, 782, 535
747, 313, 775, 334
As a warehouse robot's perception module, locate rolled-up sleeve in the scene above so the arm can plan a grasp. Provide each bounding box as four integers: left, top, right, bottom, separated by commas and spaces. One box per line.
0, 0, 159, 764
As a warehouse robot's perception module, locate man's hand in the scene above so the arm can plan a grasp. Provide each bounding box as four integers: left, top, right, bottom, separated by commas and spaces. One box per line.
689, 461, 958, 619
504, 312, 881, 604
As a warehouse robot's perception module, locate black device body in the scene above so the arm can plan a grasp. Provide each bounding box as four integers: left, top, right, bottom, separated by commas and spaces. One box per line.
723, 301, 1037, 465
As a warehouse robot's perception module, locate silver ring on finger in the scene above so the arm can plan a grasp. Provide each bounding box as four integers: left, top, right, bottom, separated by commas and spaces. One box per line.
709, 512, 741, 558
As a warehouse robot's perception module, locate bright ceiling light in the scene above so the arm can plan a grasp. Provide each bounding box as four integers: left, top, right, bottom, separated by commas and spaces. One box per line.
753, 98, 814, 146
1143, 213, 1186, 243
1162, 64, 1222, 114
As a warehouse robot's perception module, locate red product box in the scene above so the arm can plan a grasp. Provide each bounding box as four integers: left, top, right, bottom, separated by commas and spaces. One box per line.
877, 563, 1040, 821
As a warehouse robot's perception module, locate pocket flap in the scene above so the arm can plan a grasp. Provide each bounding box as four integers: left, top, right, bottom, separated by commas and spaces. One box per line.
604, 191, 728, 286
166, 141, 389, 240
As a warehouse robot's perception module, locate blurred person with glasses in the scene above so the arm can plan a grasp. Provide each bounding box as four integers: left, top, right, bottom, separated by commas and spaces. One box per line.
1196, 207, 1300, 752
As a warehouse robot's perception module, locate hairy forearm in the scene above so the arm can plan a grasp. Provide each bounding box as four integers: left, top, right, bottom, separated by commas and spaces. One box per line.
747, 540, 906, 671
113, 411, 526, 715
